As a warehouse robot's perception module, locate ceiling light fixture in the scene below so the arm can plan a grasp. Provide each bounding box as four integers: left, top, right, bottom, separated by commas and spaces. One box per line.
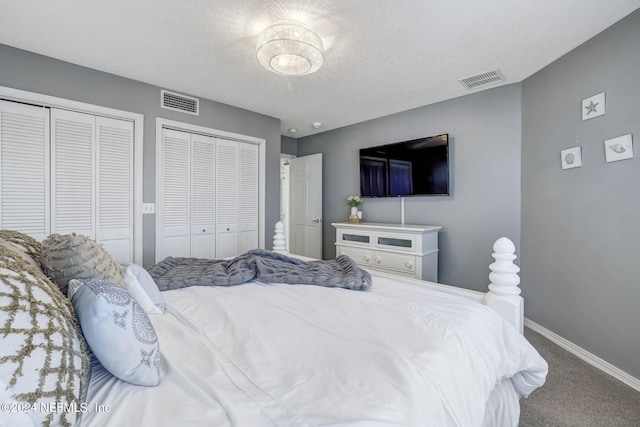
256, 20, 324, 76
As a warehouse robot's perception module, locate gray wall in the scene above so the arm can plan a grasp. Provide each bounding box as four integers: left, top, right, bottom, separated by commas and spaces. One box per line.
521, 10, 640, 379
298, 84, 522, 291
281, 135, 298, 156
0, 45, 282, 267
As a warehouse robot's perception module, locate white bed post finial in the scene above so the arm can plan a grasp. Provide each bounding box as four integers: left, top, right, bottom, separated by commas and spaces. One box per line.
486, 237, 524, 334
273, 221, 288, 253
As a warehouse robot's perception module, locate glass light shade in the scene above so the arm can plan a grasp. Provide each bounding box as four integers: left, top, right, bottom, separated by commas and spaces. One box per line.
256, 20, 324, 76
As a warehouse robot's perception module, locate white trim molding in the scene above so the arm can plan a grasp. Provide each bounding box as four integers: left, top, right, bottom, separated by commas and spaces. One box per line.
525, 318, 640, 392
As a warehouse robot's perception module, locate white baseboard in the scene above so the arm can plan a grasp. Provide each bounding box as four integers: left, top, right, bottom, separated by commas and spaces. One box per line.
524, 318, 640, 392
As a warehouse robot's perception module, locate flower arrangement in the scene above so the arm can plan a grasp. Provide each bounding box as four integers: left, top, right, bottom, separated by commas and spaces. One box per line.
346, 195, 363, 208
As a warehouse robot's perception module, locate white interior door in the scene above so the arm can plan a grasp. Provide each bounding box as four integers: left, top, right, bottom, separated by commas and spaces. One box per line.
215, 139, 239, 258
190, 134, 216, 258
51, 109, 95, 238
0, 101, 50, 241
158, 128, 190, 259
289, 153, 322, 259
96, 116, 134, 263
238, 142, 259, 253
0, 91, 142, 263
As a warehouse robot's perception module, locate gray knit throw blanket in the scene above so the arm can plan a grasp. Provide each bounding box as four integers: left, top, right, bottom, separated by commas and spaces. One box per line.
147, 249, 372, 291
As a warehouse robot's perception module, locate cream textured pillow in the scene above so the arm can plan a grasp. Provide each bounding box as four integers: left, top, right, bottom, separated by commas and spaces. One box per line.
40, 233, 125, 295
0, 237, 40, 270
0, 245, 90, 427
0, 229, 42, 264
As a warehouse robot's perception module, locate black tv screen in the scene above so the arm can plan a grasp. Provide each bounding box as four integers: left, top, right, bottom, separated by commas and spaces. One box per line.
359, 134, 449, 197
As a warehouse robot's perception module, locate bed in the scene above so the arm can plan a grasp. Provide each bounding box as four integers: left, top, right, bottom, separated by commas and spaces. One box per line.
0, 226, 547, 427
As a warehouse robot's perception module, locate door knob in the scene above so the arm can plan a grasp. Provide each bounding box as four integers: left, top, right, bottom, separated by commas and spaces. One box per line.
312, 218, 322, 223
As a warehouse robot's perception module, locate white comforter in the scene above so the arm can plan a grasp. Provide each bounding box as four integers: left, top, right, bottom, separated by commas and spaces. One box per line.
80, 274, 547, 427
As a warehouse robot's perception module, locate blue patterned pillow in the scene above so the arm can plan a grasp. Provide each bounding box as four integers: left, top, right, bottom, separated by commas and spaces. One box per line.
68, 279, 160, 386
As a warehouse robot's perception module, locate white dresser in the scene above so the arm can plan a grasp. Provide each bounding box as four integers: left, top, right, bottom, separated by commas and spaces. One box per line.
332, 222, 442, 282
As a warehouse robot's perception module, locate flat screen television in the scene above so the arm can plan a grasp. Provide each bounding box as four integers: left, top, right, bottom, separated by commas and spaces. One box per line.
359, 134, 449, 197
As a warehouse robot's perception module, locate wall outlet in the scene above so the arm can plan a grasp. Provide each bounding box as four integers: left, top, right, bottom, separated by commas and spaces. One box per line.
142, 203, 155, 214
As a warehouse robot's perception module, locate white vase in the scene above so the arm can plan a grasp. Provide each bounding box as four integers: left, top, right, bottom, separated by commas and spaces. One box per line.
348, 206, 359, 223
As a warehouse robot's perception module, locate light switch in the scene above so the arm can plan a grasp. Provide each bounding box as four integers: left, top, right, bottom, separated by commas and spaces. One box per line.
142, 203, 155, 214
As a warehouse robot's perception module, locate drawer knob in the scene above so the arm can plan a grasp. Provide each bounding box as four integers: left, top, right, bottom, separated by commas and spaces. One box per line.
363, 256, 370, 262
375, 257, 381, 264
405, 262, 412, 268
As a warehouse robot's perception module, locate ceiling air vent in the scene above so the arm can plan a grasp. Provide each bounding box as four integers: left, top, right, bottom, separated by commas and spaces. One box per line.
458, 69, 506, 90
161, 90, 199, 115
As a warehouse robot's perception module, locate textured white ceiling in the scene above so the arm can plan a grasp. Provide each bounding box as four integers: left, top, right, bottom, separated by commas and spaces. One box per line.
1, 0, 639, 137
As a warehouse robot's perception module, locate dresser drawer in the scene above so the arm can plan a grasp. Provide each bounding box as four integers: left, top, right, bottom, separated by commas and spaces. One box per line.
374, 232, 416, 252
373, 251, 416, 274
337, 229, 373, 247
337, 246, 373, 266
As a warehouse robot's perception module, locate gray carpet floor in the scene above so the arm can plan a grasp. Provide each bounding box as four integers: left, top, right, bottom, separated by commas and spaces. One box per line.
520, 328, 640, 426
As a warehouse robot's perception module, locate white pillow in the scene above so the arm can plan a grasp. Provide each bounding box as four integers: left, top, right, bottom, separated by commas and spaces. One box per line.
123, 268, 163, 315
121, 263, 166, 314
0, 377, 34, 427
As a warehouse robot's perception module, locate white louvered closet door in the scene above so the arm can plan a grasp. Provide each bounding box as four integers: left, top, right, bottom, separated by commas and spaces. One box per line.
51, 109, 95, 237
0, 101, 136, 261
190, 134, 216, 259
0, 101, 50, 241
96, 116, 134, 263
215, 139, 239, 258
158, 131, 260, 261
238, 142, 259, 253
159, 128, 191, 259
